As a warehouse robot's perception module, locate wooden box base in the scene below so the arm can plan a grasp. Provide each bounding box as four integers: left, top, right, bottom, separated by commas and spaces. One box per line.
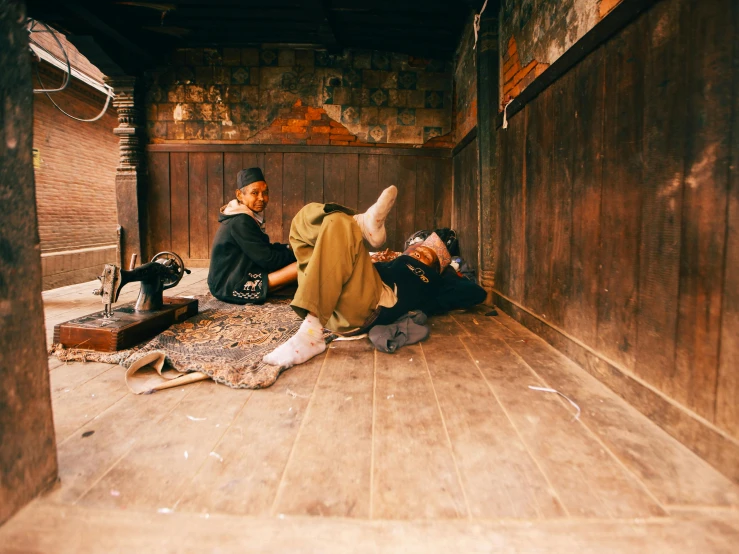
53, 297, 199, 352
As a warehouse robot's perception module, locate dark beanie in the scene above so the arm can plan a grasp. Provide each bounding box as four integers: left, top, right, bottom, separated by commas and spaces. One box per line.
237, 167, 265, 189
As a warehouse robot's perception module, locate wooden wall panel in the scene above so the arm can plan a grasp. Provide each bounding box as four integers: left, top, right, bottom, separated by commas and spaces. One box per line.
146, 148, 451, 259
433, 156, 453, 229
548, 72, 574, 328
524, 89, 554, 319
672, 0, 733, 421
393, 156, 418, 251
358, 154, 380, 213
304, 155, 324, 205
634, 0, 687, 390
169, 153, 189, 257
508, 110, 527, 304
324, 154, 359, 207
188, 153, 209, 260
263, 153, 284, 243
716, 0, 739, 435
206, 153, 224, 252
282, 153, 308, 243
452, 139, 479, 268
378, 157, 401, 249
597, 17, 646, 371
146, 152, 171, 256
414, 158, 436, 232
490, 0, 739, 462
565, 48, 604, 347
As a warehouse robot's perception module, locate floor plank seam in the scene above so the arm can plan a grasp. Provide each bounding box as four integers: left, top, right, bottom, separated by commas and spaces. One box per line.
493, 322, 669, 517
454, 330, 570, 519
69, 383, 203, 505
369, 348, 377, 520
419, 341, 473, 520
56, 389, 130, 448
269, 349, 330, 517
171, 389, 255, 512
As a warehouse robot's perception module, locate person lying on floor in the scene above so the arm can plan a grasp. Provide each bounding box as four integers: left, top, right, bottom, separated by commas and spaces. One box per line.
208, 167, 297, 304
262, 187, 486, 369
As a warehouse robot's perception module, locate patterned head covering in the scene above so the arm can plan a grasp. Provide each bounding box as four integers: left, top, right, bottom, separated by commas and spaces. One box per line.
404, 232, 451, 271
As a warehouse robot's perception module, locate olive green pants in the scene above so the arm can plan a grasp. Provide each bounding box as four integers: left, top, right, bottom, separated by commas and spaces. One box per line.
289, 203, 385, 333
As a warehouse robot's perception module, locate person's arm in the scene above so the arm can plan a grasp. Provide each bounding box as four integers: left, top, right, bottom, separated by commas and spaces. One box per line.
230, 216, 296, 272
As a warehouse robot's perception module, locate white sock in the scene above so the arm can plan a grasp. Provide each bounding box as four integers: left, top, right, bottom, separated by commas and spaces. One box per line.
263, 314, 326, 369
353, 185, 398, 248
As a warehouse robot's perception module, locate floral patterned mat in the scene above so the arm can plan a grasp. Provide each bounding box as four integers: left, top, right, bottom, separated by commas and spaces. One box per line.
50, 294, 330, 390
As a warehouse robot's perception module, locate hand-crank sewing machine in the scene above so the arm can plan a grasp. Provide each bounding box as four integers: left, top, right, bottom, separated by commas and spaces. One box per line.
53, 252, 199, 352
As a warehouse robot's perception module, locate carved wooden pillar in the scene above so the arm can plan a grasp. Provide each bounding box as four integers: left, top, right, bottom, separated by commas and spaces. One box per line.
476, 9, 500, 302
105, 75, 145, 266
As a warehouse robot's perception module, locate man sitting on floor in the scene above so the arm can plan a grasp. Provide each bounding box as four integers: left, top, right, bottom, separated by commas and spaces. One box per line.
208, 167, 297, 304
263, 187, 486, 369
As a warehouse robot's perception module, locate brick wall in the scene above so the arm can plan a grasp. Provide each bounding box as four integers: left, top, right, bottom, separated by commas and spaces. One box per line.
453, 14, 478, 144
145, 46, 455, 147
33, 63, 119, 289
501, 37, 549, 105
499, 0, 624, 107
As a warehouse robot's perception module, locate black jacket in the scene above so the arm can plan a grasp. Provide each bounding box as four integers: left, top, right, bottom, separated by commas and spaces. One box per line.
374, 256, 486, 325
207, 212, 295, 304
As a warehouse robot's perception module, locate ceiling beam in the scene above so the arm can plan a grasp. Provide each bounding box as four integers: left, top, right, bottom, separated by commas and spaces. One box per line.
300, 0, 340, 52
66, 2, 152, 65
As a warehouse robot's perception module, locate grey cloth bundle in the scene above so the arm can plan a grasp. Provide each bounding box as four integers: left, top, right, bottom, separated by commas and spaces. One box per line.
368, 311, 429, 353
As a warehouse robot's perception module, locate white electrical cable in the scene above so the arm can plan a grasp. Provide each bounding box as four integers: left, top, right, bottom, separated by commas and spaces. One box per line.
29, 19, 71, 94
29, 19, 114, 123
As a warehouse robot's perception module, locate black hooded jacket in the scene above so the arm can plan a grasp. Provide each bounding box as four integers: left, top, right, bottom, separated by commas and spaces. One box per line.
207, 212, 295, 304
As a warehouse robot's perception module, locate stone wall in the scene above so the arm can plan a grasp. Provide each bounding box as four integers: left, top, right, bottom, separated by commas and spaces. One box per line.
145, 47, 454, 147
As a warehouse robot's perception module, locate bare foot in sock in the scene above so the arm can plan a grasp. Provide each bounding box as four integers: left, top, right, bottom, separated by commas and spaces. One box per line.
263, 314, 326, 369
354, 185, 398, 248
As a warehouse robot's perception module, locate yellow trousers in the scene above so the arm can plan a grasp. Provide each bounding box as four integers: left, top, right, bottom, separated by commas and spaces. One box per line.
289, 203, 385, 333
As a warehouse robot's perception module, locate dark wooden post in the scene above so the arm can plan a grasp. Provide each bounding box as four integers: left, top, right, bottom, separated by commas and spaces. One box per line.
105, 75, 146, 266
476, 6, 500, 302
0, 0, 59, 525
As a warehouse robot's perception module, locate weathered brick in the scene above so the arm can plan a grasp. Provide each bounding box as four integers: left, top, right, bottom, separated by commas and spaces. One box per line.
330, 140, 350, 145
184, 121, 204, 139
185, 85, 204, 103
167, 85, 185, 102
204, 122, 222, 140
167, 121, 185, 140
286, 119, 309, 127
281, 125, 307, 133
282, 137, 307, 145
157, 103, 174, 121
311, 126, 331, 134
307, 136, 330, 145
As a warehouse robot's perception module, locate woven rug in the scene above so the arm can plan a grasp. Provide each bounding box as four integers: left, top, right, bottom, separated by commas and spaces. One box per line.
50, 294, 329, 392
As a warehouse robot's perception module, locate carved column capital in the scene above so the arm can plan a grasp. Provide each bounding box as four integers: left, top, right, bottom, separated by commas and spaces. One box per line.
104, 75, 145, 264
105, 75, 142, 172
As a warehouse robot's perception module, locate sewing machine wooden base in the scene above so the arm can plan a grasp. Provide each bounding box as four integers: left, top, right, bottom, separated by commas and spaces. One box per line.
53, 297, 198, 352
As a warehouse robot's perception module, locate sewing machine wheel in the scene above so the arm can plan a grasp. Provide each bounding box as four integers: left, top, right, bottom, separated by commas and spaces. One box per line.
151, 251, 188, 290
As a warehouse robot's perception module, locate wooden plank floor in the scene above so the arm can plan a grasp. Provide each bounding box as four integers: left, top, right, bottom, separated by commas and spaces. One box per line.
1, 268, 738, 553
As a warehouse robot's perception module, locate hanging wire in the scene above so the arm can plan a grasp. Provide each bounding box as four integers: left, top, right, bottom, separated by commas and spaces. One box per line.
28, 18, 114, 122
28, 19, 71, 94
